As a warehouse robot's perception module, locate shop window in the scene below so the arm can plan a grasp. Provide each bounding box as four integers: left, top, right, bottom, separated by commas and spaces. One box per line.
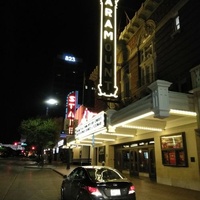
160, 132, 188, 167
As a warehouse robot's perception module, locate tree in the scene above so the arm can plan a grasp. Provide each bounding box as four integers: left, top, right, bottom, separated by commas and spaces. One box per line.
19, 117, 60, 155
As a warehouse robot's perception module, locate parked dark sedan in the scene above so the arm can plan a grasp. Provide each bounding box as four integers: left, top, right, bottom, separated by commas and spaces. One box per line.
61, 165, 136, 200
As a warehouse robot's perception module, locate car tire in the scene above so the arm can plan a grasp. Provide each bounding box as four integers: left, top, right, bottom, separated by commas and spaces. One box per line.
77, 195, 92, 200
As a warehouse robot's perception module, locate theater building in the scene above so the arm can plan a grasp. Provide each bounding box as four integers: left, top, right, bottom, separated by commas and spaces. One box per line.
68, 0, 200, 191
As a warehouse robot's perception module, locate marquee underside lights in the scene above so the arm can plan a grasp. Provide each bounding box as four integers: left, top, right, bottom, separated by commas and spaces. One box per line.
88, 137, 116, 141
170, 109, 197, 116
122, 125, 162, 132
113, 111, 154, 128
103, 132, 134, 137
98, 0, 119, 98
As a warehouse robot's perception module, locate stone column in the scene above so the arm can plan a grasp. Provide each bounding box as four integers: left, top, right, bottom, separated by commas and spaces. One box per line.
190, 65, 200, 168
148, 80, 172, 119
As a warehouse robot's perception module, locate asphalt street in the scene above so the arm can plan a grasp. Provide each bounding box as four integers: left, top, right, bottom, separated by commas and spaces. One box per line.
0, 158, 200, 200
28, 160, 200, 200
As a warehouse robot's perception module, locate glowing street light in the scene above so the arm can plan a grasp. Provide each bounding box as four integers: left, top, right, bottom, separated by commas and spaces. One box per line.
45, 98, 58, 116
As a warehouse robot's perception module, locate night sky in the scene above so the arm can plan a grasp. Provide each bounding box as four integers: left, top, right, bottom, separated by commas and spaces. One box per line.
1, 0, 144, 144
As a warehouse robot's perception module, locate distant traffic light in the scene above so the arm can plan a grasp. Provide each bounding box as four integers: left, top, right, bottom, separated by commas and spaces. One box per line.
31, 146, 35, 150
14, 142, 18, 145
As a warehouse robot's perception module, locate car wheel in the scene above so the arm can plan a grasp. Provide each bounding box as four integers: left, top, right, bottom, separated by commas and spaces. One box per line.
77, 195, 91, 200
77, 197, 87, 200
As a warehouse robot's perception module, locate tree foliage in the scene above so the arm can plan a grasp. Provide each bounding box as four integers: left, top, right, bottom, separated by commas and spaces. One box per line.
19, 117, 60, 154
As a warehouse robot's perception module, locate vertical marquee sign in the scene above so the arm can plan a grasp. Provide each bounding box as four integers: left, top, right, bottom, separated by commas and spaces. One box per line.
64, 91, 77, 135
98, 0, 119, 98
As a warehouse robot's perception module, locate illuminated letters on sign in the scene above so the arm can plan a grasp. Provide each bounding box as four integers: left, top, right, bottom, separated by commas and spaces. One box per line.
66, 92, 76, 135
75, 111, 106, 140
98, 0, 118, 98
65, 55, 76, 62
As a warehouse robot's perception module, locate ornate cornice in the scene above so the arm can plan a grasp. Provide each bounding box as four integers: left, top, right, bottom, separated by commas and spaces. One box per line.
119, 0, 162, 43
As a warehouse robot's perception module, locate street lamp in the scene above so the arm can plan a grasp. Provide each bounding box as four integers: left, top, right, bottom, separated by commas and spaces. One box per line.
45, 98, 58, 116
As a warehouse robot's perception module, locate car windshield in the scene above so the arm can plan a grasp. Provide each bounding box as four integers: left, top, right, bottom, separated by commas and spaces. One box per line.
86, 168, 124, 182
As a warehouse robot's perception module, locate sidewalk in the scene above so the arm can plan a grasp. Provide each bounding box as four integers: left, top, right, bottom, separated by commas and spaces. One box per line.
49, 161, 75, 176
24, 160, 75, 177
25, 160, 200, 200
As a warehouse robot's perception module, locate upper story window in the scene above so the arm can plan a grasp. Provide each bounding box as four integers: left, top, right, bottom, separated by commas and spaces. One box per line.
171, 15, 181, 38
175, 15, 180, 32
138, 20, 156, 87
122, 64, 130, 98
140, 43, 153, 62
139, 42, 155, 86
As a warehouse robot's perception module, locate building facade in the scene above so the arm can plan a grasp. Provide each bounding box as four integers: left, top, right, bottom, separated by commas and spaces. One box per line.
66, 0, 200, 191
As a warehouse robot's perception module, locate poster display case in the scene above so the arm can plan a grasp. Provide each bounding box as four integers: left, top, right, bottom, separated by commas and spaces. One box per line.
160, 132, 188, 167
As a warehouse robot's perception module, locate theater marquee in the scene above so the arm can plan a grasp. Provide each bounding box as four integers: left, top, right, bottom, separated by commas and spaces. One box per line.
98, 0, 119, 98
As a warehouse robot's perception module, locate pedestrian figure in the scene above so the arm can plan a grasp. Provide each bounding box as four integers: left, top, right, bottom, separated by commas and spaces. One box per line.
48, 153, 52, 164
37, 155, 44, 167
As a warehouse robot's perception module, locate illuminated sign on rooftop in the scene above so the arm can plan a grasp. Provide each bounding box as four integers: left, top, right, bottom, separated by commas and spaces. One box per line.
64, 55, 76, 63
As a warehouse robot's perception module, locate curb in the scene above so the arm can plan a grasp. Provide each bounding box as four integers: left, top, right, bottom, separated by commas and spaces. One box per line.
52, 169, 65, 177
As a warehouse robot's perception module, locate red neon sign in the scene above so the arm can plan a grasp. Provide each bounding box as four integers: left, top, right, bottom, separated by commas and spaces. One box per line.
66, 92, 76, 135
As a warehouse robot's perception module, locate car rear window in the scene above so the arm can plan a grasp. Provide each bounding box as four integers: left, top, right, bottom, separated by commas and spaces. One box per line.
87, 168, 123, 182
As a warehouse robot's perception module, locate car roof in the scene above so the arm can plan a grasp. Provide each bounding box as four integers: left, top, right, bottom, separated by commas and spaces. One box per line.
79, 166, 117, 170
